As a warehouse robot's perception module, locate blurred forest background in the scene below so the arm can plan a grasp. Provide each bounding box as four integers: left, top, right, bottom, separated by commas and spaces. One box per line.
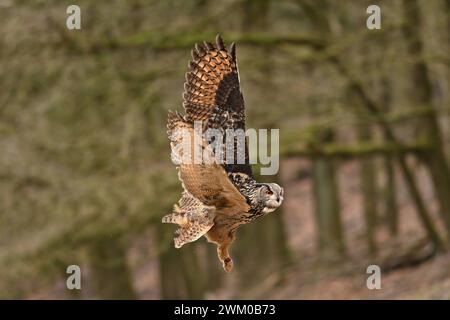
1, 0, 450, 299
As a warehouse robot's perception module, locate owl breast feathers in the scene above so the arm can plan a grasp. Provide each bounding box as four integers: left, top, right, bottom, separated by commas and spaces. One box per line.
162, 35, 284, 272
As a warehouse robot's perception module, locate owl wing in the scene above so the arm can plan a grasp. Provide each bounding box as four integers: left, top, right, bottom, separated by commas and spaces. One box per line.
167, 110, 250, 215
182, 34, 253, 177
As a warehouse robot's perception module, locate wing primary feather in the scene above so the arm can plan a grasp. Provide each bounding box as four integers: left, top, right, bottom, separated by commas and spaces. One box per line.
189, 60, 197, 70
229, 42, 236, 62
179, 36, 252, 177
204, 41, 215, 50
191, 48, 199, 60
216, 34, 225, 50
195, 43, 206, 56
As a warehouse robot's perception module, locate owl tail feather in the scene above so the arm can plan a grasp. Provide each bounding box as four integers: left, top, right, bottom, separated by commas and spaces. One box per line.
162, 214, 211, 248
161, 213, 178, 224
173, 223, 212, 249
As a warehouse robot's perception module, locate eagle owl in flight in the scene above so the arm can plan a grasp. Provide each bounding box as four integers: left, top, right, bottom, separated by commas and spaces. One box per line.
162, 35, 284, 272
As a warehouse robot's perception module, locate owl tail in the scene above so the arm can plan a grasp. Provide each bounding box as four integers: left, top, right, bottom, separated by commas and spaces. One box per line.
162, 213, 213, 248
161, 204, 188, 225
173, 223, 213, 249
162, 193, 215, 248
161, 213, 184, 225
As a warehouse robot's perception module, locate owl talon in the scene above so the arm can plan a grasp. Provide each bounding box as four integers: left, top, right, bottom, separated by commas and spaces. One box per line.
223, 257, 233, 272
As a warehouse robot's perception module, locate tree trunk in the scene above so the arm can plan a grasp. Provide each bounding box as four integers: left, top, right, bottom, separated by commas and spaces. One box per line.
157, 228, 207, 299
234, 0, 291, 287
384, 156, 399, 236
379, 73, 399, 238
402, 0, 450, 240
330, 57, 445, 251
295, 0, 346, 260
359, 151, 378, 255
235, 205, 291, 286
313, 155, 345, 258
87, 235, 137, 299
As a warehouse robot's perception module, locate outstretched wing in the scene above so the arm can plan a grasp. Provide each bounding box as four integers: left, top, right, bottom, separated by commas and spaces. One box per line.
182, 35, 252, 176
167, 110, 250, 215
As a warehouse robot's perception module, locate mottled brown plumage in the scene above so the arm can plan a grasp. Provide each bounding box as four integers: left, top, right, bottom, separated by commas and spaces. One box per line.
163, 35, 283, 272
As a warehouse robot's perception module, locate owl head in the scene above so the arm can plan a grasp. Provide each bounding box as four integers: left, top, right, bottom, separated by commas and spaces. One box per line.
257, 183, 284, 214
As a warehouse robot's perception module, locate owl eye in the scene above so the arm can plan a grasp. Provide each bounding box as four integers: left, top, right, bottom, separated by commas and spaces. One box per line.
266, 189, 273, 195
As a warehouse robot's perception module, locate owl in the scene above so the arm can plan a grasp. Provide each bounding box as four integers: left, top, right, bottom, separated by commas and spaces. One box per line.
162, 35, 284, 272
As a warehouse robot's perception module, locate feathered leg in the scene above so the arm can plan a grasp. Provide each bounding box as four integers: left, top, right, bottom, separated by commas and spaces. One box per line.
216, 233, 236, 272
217, 243, 233, 272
